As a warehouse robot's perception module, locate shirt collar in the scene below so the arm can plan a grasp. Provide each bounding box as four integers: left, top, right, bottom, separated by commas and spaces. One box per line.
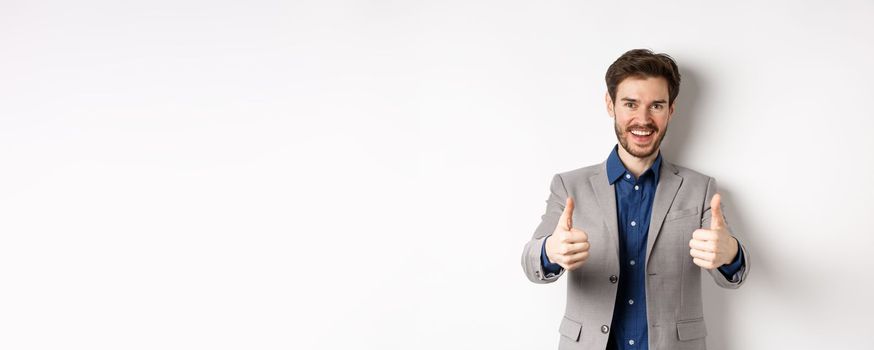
606, 144, 663, 185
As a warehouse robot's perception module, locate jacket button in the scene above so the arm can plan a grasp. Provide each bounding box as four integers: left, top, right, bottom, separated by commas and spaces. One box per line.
609, 275, 618, 283
601, 325, 609, 334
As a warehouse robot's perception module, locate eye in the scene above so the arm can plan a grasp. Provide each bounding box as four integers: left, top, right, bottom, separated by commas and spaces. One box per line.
651, 104, 663, 110
624, 102, 636, 108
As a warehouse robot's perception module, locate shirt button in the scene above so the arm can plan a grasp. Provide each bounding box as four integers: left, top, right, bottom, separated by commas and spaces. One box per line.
625, 174, 631, 179
630, 221, 637, 227
629, 339, 635, 345
601, 325, 610, 334
630, 260, 636, 266
634, 185, 639, 190
628, 299, 634, 305
609, 275, 618, 283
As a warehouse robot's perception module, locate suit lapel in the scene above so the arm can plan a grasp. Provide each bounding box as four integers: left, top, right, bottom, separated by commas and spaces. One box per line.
590, 161, 620, 259
646, 160, 683, 265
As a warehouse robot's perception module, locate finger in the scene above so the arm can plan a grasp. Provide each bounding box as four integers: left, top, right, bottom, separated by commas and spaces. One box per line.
689, 239, 715, 252
558, 197, 575, 230
566, 260, 586, 271
565, 250, 590, 265
563, 241, 590, 255
689, 248, 716, 262
710, 193, 725, 230
692, 229, 717, 241
692, 257, 715, 270
556, 250, 586, 266
565, 228, 589, 243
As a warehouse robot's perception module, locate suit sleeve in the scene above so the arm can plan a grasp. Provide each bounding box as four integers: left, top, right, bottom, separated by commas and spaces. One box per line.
521, 174, 570, 284
702, 177, 751, 289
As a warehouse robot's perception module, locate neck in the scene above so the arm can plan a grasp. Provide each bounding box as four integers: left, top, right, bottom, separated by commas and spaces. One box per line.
617, 145, 660, 178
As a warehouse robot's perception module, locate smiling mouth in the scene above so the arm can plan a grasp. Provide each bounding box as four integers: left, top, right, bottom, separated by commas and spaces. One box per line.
630, 129, 653, 136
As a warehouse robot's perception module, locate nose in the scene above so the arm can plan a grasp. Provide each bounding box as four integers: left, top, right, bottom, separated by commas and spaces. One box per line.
633, 107, 654, 123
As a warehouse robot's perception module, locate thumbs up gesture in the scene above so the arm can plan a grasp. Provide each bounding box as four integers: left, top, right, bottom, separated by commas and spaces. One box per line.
689, 193, 739, 270
545, 197, 590, 271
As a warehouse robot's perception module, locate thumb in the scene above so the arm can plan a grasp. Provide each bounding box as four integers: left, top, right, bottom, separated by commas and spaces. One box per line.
558, 197, 575, 230
710, 193, 725, 230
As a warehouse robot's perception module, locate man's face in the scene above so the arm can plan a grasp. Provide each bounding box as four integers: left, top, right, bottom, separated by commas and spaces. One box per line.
606, 76, 674, 159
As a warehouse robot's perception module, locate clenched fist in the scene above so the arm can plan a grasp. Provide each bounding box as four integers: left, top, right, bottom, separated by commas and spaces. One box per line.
545, 197, 590, 271
689, 193, 739, 269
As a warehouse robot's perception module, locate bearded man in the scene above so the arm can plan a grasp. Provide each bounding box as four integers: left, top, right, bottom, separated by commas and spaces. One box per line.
521, 49, 750, 350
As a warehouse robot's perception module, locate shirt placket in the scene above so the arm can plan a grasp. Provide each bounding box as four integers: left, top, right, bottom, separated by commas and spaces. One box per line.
627, 174, 644, 348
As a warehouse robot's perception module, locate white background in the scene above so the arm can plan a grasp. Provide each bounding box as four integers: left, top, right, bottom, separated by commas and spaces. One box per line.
1, 1, 873, 349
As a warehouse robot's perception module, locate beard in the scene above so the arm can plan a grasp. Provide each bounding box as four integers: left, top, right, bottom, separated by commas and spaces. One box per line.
614, 119, 668, 159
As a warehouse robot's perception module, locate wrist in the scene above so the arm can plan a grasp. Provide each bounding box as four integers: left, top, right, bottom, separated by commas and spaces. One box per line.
544, 235, 554, 260
725, 236, 739, 265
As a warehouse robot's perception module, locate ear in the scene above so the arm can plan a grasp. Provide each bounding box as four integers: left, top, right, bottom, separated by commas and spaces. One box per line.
667, 101, 675, 123
605, 92, 615, 118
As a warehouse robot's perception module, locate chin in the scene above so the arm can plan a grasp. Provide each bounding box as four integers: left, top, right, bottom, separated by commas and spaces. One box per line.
623, 140, 658, 158
630, 147, 656, 158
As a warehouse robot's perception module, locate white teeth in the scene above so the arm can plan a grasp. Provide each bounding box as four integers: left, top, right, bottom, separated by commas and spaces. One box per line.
630, 130, 653, 136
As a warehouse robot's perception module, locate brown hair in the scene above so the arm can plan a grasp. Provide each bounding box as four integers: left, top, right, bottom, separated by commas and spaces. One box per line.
606, 49, 681, 105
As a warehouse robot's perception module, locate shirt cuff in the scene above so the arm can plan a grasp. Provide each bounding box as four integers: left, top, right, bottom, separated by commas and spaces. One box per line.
717, 242, 745, 280
541, 235, 563, 275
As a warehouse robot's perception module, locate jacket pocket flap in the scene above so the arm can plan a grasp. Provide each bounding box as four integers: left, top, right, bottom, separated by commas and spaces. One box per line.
666, 207, 699, 221
559, 316, 582, 342
676, 318, 707, 341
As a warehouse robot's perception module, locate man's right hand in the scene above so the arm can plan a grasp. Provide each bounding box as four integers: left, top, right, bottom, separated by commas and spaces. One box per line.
544, 197, 590, 271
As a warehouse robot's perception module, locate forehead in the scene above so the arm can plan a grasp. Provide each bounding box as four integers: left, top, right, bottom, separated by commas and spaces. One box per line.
616, 76, 669, 101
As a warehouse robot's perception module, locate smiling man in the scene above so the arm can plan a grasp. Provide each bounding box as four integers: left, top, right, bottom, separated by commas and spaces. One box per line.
521, 49, 750, 350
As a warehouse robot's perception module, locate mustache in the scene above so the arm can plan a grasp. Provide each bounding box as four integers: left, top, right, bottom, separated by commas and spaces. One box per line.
626, 124, 658, 132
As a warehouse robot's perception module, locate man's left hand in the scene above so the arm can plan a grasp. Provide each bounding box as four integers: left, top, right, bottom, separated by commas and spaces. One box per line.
688, 193, 739, 270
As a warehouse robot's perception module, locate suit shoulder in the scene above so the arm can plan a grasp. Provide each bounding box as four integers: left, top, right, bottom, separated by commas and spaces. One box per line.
669, 162, 715, 183
555, 163, 603, 184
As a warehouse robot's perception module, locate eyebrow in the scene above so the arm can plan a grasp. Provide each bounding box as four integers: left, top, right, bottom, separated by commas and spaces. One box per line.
620, 97, 667, 104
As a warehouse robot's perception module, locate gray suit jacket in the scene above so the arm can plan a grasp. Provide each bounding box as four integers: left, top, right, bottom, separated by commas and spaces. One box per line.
521, 158, 750, 350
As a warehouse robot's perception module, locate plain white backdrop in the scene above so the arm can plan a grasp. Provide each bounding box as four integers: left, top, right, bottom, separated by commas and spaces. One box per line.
1, 1, 873, 349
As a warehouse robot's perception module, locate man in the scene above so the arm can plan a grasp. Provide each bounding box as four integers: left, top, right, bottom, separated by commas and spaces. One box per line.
520, 49, 750, 350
